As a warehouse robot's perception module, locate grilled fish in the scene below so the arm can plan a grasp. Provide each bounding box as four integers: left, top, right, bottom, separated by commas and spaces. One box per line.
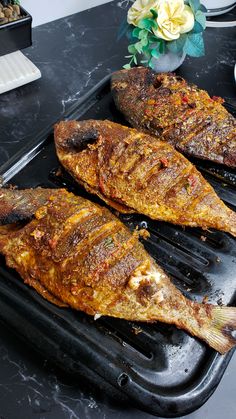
111, 67, 236, 168
54, 120, 236, 237
0, 187, 236, 354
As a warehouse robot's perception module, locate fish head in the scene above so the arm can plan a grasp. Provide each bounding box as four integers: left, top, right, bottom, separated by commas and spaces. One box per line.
0, 188, 63, 225
111, 66, 158, 97
111, 66, 167, 115
111, 67, 180, 104
54, 120, 101, 153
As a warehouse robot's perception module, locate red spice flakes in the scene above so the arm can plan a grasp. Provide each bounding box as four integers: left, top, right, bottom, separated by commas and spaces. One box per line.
212, 95, 224, 104
99, 177, 106, 194
182, 95, 189, 104
209, 96, 224, 105
99, 260, 109, 271
48, 237, 58, 249
55, 167, 63, 177
187, 174, 198, 189
160, 157, 168, 168
144, 108, 152, 116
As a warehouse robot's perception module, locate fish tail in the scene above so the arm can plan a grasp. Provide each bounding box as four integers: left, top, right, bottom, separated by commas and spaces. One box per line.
206, 207, 236, 238
228, 211, 236, 237
199, 305, 236, 354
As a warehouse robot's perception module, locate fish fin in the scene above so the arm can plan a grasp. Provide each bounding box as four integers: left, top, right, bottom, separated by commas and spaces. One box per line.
203, 306, 236, 354
24, 276, 68, 308
79, 180, 135, 214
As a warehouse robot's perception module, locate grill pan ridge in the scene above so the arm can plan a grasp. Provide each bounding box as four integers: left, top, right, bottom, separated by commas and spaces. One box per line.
0, 77, 235, 417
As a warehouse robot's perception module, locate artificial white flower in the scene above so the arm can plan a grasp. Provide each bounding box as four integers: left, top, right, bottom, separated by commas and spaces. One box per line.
127, 0, 159, 26
154, 0, 194, 41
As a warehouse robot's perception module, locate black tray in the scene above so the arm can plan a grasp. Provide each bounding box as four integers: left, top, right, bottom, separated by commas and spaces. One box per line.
0, 76, 236, 418
0, 6, 32, 57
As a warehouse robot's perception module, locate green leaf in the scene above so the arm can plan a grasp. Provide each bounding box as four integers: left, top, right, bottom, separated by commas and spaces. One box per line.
184, 33, 205, 57
189, 0, 200, 13
138, 18, 152, 31
151, 19, 158, 30
149, 59, 157, 70
133, 55, 138, 65
199, 4, 207, 12
140, 36, 148, 47
148, 35, 159, 43
150, 8, 158, 19
159, 40, 165, 54
192, 21, 204, 33
167, 35, 187, 53
123, 64, 131, 69
128, 44, 137, 54
151, 48, 160, 59
132, 27, 141, 39
150, 42, 159, 51
142, 46, 151, 58
138, 17, 157, 31
195, 10, 206, 30
134, 41, 143, 54
138, 29, 148, 40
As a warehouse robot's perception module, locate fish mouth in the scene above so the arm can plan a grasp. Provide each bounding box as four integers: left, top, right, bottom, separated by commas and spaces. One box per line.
55, 120, 100, 152
111, 67, 145, 87
111, 66, 155, 92
111, 69, 130, 90
0, 188, 62, 225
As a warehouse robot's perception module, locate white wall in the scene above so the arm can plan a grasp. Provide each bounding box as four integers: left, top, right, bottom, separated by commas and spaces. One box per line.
21, 0, 112, 27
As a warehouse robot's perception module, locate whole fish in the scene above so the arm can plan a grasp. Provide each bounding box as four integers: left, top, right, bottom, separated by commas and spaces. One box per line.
111, 67, 236, 168
0, 187, 236, 354
54, 119, 236, 237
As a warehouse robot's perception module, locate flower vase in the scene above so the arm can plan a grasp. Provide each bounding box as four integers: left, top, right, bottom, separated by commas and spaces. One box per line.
146, 51, 186, 73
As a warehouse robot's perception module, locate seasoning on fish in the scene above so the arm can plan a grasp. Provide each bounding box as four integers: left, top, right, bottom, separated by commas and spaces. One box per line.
54, 119, 236, 237
111, 67, 236, 168
1, 187, 236, 354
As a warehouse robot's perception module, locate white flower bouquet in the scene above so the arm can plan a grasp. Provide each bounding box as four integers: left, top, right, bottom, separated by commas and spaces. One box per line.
124, 0, 206, 69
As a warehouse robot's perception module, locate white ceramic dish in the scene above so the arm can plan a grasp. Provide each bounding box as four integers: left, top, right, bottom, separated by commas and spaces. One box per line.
0, 50, 41, 95
202, 0, 236, 16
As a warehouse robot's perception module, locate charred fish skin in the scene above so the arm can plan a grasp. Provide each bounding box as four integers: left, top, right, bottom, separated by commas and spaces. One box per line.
0, 187, 236, 354
54, 119, 236, 237
111, 67, 236, 168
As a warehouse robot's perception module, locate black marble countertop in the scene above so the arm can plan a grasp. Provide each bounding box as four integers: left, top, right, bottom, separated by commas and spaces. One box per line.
0, 1, 236, 418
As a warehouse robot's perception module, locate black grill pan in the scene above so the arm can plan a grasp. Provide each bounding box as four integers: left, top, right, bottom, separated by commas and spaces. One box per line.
0, 76, 235, 417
